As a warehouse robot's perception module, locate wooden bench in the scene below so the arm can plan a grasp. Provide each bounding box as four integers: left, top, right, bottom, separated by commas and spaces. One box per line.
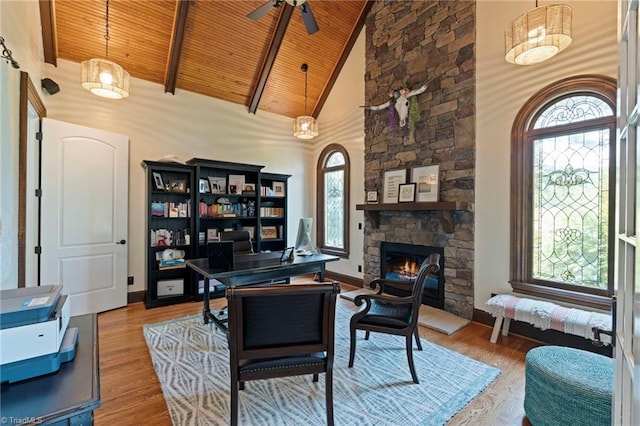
484, 294, 612, 345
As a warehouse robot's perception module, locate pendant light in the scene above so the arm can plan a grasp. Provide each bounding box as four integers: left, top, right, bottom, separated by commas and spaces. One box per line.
505, 2, 572, 65
81, 0, 130, 99
293, 63, 319, 140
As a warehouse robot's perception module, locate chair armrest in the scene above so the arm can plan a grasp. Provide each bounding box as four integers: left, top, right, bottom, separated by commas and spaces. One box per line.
368, 278, 413, 294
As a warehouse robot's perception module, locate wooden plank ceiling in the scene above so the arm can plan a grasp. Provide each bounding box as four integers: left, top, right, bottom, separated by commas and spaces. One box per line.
43, 0, 371, 119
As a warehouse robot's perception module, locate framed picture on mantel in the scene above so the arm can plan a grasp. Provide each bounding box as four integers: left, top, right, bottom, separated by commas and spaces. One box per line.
411, 165, 439, 202
383, 169, 407, 204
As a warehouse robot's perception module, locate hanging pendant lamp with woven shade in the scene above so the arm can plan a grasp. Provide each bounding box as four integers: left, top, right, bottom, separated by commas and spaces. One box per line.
293, 63, 319, 140
505, 3, 572, 65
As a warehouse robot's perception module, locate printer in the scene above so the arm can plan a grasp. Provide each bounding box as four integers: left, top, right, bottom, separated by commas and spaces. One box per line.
0, 285, 78, 383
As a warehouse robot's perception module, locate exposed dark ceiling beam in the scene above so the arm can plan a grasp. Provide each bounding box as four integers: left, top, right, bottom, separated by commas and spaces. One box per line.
247, 4, 294, 114
164, 0, 191, 94
39, 0, 57, 65
312, 0, 373, 118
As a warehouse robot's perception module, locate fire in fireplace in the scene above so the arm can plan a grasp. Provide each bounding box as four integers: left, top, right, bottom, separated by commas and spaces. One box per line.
380, 242, 445, 309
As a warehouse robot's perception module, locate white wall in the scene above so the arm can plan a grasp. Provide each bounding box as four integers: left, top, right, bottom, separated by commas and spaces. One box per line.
314, 29, 366, 279
475, 0, 617, 309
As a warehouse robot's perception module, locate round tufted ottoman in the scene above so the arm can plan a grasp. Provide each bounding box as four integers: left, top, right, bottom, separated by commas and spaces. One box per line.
524, 346, 613, 426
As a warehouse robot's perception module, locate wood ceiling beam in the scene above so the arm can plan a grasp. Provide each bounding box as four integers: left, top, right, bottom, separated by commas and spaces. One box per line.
39, 0, 57, 65
164, 0, 191, 94
312, 0, 373, 118
248, 5, 294, 114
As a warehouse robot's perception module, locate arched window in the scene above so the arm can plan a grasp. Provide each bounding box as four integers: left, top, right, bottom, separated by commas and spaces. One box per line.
316, 144, 350, 257
511, 75, 616, 310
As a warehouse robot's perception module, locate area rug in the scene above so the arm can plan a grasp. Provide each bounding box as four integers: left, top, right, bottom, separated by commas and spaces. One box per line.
143, 303, 500, 426
340, 289, 470, 335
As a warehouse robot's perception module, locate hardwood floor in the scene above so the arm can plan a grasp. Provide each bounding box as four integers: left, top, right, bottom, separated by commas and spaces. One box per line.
95, 283, 539, 425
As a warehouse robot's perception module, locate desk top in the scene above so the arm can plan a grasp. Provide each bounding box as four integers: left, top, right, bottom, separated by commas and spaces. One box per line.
0, 314, 101, 425
187, 252, 339, 280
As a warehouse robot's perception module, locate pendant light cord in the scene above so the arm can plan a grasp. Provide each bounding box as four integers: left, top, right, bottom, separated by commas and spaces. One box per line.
301, 63, 309, 115
104, 0, 110, 60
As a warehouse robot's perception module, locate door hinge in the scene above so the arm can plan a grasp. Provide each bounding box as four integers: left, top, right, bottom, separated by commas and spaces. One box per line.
35, 188, 42, 197
36, 131, 43, 141
34, 246, 41, 254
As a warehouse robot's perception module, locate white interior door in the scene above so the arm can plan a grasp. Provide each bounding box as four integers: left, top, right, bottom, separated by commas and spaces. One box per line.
40, 118, 129, 316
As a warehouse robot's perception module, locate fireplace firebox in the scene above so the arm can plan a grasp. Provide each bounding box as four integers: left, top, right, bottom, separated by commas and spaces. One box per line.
380, 242, 445, 309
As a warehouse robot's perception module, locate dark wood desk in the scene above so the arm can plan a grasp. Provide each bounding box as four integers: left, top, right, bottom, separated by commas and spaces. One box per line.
0, 314, 101, 425
186, 252, 339, 333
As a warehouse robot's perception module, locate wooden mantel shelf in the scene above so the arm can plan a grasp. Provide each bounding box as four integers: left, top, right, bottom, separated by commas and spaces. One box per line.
355, 201, 470, 232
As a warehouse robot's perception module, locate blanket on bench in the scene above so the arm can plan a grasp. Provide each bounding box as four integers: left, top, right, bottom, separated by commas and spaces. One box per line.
485, 294, 612, 345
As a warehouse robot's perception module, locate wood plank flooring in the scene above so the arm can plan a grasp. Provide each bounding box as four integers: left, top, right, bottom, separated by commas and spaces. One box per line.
95, 283, 539, 425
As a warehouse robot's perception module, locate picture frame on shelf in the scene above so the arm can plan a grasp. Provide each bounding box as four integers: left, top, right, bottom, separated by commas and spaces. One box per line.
410, 165, 439, 202
383, 169, 407, 204
152, 172, 165, 191
207, 228, 218, 242
228, 174, 245, 194
242, 183, 256, 195
398, 183, 416, 203
272, 181, 285, 197
366, 191, 378, 204
261, 225, 278, 240
208, 176, 226, 194
168, 179, 187, 193
244, 226, 255, 239
199, 178, 210, 193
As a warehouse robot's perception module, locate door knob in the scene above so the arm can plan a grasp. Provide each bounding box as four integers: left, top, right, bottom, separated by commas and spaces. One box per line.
116, 239, 127, 245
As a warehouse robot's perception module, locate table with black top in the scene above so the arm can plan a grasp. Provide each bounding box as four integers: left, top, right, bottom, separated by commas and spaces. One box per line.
0, 314, 101, 425
186, 252, 339, 334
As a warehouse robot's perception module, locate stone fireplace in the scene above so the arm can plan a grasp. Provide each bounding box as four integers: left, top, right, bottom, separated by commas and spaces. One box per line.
362, 1, 476, 320
380, 242, 445, 309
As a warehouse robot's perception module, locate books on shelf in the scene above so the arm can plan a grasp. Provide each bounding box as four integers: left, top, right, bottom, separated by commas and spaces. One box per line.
259, 206, 284, 217
158, 258, 186, 270
151, 200, 191, 218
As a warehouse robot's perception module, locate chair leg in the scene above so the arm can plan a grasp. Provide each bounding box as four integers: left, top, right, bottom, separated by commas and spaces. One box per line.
326, 371, 334, 426
231, 377, 239, 426
406, 334, 419, 384
313, 373, 319, 382
348, 326, 357, 368
414, 327, 422, 351
239, 381, 245, 391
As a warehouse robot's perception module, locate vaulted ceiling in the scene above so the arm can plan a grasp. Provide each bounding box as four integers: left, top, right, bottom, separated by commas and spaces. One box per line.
40, 0, 372, 118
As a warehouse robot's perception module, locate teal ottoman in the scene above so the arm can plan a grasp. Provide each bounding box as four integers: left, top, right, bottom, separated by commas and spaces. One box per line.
524, 346, 613, 426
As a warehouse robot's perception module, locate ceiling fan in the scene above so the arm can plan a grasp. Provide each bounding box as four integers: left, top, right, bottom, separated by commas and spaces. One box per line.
248, 0, 319, 35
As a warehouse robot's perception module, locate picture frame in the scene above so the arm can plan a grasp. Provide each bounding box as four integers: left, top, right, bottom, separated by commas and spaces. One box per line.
228, 174, 245, 194
260, 225, 278, 240
152, 172, 165, 191
243, 226, 255, 239
242, 183, 256, 194
383, 169, 407, 204
199, 178, 210, 193
366, 191, 378, 204
208, 176, 226, 194
206, 228, 218, 242
398, 183, 416, 203
410, 165, 439, 202
168, 179, 187, 193
272, 181, 285, 197
280, 246, 295, 262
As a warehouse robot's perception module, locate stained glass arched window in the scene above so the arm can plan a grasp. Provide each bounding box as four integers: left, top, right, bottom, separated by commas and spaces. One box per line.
511, 76, 616, 309
316, 144, 350, 257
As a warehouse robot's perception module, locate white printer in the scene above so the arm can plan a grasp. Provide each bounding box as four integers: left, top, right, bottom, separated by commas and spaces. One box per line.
0, 285, 78, 383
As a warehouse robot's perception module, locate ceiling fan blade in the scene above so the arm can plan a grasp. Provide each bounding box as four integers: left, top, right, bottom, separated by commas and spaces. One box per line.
247, 1, 275, 21
299, 3, 319, 35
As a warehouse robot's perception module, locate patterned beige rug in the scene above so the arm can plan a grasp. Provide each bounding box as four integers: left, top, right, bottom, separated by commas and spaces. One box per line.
340, 288, 470, 335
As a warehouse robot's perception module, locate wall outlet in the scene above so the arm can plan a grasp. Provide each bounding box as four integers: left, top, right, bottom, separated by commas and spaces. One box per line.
128, 276, 134, 285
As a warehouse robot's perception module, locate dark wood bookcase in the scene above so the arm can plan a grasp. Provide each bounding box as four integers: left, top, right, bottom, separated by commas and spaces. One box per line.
142, 158, 290, 307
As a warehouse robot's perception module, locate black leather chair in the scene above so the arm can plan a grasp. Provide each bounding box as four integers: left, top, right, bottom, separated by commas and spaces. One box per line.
227, 282, 340, 426
348, 253, 440, 384
219, 230, 253, 254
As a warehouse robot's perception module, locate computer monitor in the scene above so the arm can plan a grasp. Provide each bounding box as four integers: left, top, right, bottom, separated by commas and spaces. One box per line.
294, 218, 318, 254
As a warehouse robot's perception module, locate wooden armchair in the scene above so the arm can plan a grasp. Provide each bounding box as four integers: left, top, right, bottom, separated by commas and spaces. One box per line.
348, 253, 440, 384
227, 282, 340, 426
